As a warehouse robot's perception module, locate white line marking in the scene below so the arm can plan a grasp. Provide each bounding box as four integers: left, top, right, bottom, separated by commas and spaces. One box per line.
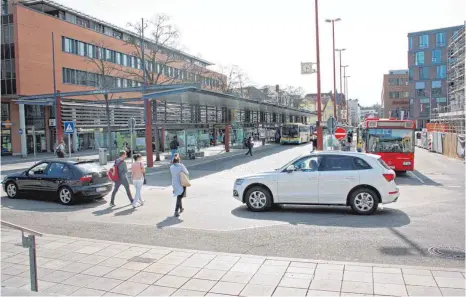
407, 171, 425, 184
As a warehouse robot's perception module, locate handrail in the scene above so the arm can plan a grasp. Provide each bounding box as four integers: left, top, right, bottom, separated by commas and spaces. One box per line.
1, 221, 43, 237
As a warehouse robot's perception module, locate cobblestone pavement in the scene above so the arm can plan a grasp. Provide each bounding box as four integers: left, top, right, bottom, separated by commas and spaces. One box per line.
1, 229, 465, 296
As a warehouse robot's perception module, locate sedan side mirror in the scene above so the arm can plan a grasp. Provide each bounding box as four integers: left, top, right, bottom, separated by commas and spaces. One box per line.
285, 165, 296, 173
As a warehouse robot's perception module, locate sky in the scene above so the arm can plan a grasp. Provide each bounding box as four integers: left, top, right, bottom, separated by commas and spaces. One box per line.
55, 0, 465, 107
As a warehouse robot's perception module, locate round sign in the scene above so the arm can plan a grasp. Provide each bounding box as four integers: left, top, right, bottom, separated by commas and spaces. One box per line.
18, 128, 23, 135
335, 127, 346, 140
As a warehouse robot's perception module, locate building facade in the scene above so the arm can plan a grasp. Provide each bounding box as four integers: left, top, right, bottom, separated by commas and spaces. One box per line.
381, 70, 409, 119
407, 25, 464, 129
347, 99, 360, 126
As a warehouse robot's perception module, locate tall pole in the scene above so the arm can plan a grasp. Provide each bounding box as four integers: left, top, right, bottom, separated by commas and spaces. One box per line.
142, 18, 154, 167
51, 32, 59, 147
331, 20, 337, 121
345, 75, 351, 124
336, 49, 346, 122
315, 0, 323, 150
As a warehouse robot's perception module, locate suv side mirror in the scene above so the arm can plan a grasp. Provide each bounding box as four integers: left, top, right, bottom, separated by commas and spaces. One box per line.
285, 165, 296, 173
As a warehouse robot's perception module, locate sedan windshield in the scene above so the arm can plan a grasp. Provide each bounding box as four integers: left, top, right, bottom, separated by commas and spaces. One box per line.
367, 129, 414, 153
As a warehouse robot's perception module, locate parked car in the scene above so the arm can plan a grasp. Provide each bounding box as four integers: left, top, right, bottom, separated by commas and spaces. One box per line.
3, 159, 112, 205
233, 151, 399, 215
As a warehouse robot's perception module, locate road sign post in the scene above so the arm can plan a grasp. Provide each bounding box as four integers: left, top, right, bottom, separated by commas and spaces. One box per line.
128, 118, 136, 163
64, 121, 75, 158
327, 116, 336, 134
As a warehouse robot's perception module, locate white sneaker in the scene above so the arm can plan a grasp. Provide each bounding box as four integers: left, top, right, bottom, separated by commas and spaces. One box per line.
140, 200, 145, 206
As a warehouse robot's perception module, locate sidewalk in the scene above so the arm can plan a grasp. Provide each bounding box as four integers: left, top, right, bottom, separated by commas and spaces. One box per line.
1, 228, 464, 296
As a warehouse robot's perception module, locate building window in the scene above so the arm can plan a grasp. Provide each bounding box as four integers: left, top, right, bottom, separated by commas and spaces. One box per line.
409, 68, 414, 80
436, 65, 446, 79
415, 51, 424, 65
78, 41, 86, 56
419, 34, 429, 48
436, 97, 446, 103
419, 66, 430, 80
432, 49, 441, 63
409, 36, 412, 50
388, 78, 398, 86
87, 44, 94, 58
435, 32, 445, 47
415, 82, 425, 97
113, 30, 123, 40
1, 102, 9, 120
432, 80, 442, 95
389, 92, 400, 99
401, 92, 409, 98
115, 52, 121, 65
419, 98, 429, 104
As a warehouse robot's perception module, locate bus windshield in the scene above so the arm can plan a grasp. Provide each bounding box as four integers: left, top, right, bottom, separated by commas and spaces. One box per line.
367, 129, 414, 153
282, 125, 299, 138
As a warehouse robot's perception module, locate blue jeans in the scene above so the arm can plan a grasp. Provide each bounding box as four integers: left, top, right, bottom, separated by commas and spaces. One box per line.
171, 149, 178, 162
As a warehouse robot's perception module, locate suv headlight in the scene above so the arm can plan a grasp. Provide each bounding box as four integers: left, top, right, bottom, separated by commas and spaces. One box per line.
235, 179, 245, 185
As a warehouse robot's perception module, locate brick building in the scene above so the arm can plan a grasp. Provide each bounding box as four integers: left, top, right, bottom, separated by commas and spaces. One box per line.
381, 70, 409, 119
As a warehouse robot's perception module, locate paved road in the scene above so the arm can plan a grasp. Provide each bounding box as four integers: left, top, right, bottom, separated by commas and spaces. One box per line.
1, 144, 464, 269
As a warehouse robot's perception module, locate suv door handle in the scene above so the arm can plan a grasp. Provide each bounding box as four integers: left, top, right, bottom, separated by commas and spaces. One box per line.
345, 177, 355, 180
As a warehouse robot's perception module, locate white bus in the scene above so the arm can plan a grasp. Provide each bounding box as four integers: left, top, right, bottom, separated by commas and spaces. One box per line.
280, 123, 311, 144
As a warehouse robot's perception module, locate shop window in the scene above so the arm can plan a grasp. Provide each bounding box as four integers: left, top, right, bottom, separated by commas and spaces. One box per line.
1, 102, 9, 120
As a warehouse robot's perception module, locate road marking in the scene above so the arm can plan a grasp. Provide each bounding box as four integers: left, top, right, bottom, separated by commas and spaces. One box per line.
407, 171, 425, 184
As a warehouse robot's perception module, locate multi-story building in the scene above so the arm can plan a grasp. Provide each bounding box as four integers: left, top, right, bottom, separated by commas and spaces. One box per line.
407, 24, 464, 129
0, 0, 224, 156
381, 70, 409, 119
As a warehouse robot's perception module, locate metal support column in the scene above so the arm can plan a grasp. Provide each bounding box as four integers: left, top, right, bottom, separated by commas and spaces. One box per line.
19, 104, 27, 157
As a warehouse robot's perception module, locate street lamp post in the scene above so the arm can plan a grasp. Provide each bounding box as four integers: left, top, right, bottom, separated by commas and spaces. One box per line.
326, 18, 341, 122
315, 0, 323, 150
344, 75, 351, 124
335, 48, 346, 122
341, 65, 349, 123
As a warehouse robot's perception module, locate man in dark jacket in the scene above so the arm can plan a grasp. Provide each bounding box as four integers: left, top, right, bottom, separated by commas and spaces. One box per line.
245, 136, 254, 156
170, 136, 180, 163
110, 150, 133, 207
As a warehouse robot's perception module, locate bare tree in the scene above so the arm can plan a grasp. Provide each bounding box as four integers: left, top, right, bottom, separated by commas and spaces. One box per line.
213, 65, 249, 96
284, 86, 305, 108
84, 39, 124, 160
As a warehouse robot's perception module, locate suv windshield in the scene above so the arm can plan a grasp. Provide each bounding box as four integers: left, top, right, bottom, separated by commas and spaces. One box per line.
367, 129, 414, 153
282, 125, 298, 138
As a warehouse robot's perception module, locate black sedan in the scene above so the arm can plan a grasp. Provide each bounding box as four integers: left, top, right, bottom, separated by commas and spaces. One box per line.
3, 159, 113, 205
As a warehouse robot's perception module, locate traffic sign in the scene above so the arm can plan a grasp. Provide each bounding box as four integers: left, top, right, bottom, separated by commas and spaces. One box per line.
64, 121, 75, 134
335, 127, 347, 140
18, 128, 23, 135
327, 116, 336, 133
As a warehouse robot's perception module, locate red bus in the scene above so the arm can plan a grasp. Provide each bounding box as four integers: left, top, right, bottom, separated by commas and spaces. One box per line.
356, 118, 416, 172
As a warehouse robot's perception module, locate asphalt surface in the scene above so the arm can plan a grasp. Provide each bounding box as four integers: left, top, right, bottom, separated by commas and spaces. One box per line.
1, 144, 465, 269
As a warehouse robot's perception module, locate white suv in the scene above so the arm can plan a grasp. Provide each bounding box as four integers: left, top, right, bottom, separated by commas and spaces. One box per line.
233, 151, 399, 215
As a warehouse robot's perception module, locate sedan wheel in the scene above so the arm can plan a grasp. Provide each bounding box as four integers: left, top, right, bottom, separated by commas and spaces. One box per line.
350, 188, 378, 215
245, 186, 272, 212
6, 182, 18, 199
58, 187, 74, 205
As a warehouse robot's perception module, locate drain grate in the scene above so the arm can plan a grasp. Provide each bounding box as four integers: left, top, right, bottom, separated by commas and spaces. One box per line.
128, 256, 155, 263
428, 246, 465, 259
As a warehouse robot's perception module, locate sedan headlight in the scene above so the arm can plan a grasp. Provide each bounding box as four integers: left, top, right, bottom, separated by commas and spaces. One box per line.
235, 179, 245, 185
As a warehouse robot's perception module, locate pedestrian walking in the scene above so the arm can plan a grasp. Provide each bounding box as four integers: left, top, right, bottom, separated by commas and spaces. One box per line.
170, 154, 189, 217
169, 136, 180, 163
55, 139, 66, 158
110, 150, 133, 207
131, 154, 145, 208
245, 136, 254, 156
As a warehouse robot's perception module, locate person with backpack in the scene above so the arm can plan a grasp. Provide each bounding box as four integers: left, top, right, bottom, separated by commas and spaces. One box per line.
109, 150, 133, 207
245, 136, 254, 156
169, 136, 180, 163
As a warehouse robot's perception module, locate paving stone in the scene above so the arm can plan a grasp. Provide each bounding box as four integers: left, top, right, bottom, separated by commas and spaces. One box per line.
82, 265, 115, 277
169, 251, 194, 258
138, 285, 177, 296
372, 267, 402, 274
316, 264, 344, 271
40, 270, 75, 283
280, 276, 312, 289
194, 269, 227, 281
309, 279, 342, 292
403, 274, 437, 286
287, 266, 315, 275
264, 259, 290, 266
193, 253, 217, 261
402, 268, 432, 276
3, 254, 30, 264
285, 272, 314, 280
257, 264, 287, 275
70, 287, 106, 296
21, 280, 57, 291
172, 289, 207, 296
84, 277, 123, 291
2, 264, 29, 276
249, 273, 283, 287
431, 270, 464, 278
128, 271, 163, 284
144, 262, 176, 274
110, 280, 149, 295
306, 289, 339, 296
205, 260, 235, 271
290, 262, 317, 269
230, 262, 261, 273
406, 285, 442, 296
44, 283, 81, 295
214, 255, 240, 263
62, 273, 96, 287
340, 293, 372, 297
37, 249, 71, 259
314, 269, 343, 280
434, 276, 466, 288
75, 246, 106, 254
182, 257, 211, 268
114, 250, 145, 259
240, 284, 276, 296
1, 273, 13, 281
341, 281, 373, 294
344, 265, 372, 273
104, 267, 139, 281
238, 256, 265, 264
155, 275, 190, 288
273, 286, 308, 296
182, 278, 217, 291
1, 276, 30, 288
374, 283, 407, 296
102, 292, 132, 296
158, 255, 188, 265
210, 281, 245, 295
58, 262, 94, 273
439, 287, 466, 296
78, 255, 109, 265
57, 252, 89, 262
373, 272, 405, 285
343, 271, 373, 283
221, 270, 255, 284
168, 266, 201, 278
99, 257, 128, 268
95, 248, 127, 257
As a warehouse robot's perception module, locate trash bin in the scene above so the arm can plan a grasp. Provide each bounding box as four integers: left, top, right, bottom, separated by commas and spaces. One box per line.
99, 148, 107, 165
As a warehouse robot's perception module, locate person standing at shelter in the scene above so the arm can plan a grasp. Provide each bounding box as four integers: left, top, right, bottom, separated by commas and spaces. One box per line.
110, 151, 133, 207
170, 136, 180, 163
55, 139, 66, 158
170, 154, 189, 217
131, 154, 145, 208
